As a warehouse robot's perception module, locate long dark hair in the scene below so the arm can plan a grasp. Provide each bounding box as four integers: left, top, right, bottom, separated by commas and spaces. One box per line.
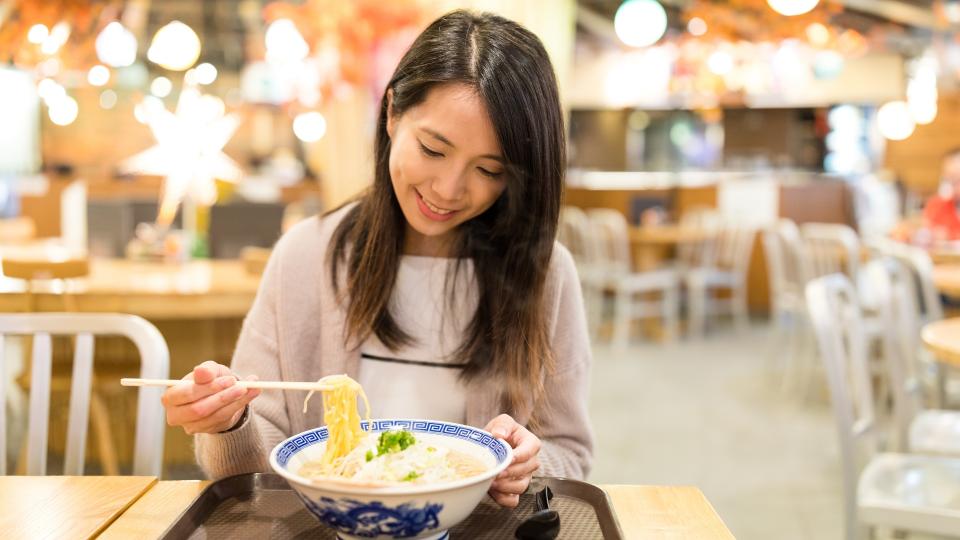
328, 10, 565, 419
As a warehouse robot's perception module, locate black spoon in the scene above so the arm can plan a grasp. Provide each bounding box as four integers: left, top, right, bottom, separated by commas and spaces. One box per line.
515, 486, 560, 540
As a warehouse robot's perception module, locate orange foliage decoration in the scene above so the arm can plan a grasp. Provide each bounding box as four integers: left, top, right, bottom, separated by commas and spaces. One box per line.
0, 0, 123, 70
262, 0, 425, 99
681, 0, 843, 43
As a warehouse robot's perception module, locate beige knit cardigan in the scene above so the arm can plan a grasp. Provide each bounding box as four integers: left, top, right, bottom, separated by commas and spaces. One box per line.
194, 204, 594, 479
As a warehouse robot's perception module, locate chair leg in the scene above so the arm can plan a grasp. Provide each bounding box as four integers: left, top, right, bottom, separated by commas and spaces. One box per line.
582, 285, 602, 342
89, 391, 119, 476
687, 280, 707, 339
612, 289, 631, 348
662, 286, 679, 342
732, 285, 750, 333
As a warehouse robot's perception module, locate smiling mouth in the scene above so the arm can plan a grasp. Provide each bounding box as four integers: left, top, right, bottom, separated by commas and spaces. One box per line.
416, 190, 458, 215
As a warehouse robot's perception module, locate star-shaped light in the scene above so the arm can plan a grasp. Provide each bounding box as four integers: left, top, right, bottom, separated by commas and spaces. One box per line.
120, 84, 242, 228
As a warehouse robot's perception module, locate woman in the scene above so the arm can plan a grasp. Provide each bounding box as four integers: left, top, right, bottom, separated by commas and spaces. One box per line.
160, 10, 593, 508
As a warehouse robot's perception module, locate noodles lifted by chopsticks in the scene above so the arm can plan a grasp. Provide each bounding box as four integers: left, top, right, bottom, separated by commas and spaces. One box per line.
302, 374, 371, 476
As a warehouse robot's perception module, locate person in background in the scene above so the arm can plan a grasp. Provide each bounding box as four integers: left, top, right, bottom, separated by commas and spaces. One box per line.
922, 147, 960, 240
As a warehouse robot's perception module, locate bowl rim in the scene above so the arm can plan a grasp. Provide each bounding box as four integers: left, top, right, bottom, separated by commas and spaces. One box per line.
269, 418, 514, 496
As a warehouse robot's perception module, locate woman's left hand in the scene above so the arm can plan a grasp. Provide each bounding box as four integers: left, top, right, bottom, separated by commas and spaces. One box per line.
484, 414, 541, 508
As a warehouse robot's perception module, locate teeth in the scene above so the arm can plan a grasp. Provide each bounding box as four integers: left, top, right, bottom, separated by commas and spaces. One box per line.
423, 196, 453, 215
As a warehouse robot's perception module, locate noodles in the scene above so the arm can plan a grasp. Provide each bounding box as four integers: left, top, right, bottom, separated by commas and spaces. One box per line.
297, 375, 488, 485
301, 374, 371, 476
299, 431, 487, 485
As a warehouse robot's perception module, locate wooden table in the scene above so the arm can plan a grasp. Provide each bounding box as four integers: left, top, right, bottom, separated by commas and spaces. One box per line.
0, 475, 156, 539
628, 225, 715, 272
101, 479, 735, 539
0, 258, 261, 319
630, 225, 715, 247
933, 264, 960, 299
922, 318, 960, 367
929, 248, 960, 265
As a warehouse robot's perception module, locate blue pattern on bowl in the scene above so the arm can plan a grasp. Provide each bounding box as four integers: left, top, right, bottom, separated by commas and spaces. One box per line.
294, 491, 443, 538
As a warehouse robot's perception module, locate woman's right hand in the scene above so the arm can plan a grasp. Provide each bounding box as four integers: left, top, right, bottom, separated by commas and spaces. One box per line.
161, 360, 262, 435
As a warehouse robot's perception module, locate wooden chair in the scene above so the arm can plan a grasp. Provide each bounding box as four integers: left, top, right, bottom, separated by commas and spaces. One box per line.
586, 209, 680, 345
559, 206, 605, 340
0, 313, 168, 476
684, 220, 756, 338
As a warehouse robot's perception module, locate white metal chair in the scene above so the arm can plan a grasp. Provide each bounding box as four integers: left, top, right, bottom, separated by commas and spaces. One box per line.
764, 219, 812, 325
800, 223, 862, 282
684, 221, 756, 338
586, 209, 680, 345
0, 313, 168, 476
806, 274, 960, 540
763, 219, 818, 392
876, 240, 953, 407
864, 258, 960, 456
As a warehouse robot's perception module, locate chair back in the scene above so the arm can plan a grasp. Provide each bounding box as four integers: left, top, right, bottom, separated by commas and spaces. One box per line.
800, 223, 861, 281
892, 244, 943, 324
863, 258, 926, 451
0, 313, 169, 476
716, 223, 756, 275
763, 219, 809, 312
677, 207, 721, 269
586, 208, 632, 275
805, 273, 882, 539
558, 206, 593, 264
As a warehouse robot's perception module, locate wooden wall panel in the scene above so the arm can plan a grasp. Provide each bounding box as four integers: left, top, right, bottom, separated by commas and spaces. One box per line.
885, 93, 960, 197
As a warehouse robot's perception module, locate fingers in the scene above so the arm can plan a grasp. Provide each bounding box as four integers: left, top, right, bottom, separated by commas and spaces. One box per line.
490, 475, 531, 496
509, 427, 542, 464
191, 361, 233, 385
162, 374, 237, 407
161, 362, 261, 434
489, 490, 520, 508
183, 390, 259, 435
484, 414, 519, 440
499, 455, 541, 480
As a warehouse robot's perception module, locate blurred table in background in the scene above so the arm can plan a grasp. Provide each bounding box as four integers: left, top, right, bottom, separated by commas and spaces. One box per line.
629, 225, 714, 271
929, 247, 960, 265
932, 264, 960, 298
922, 318, 960, 367
0, 258, 260, 318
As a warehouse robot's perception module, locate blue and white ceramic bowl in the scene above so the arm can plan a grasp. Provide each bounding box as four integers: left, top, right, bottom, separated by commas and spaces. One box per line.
269, 419, 513, 540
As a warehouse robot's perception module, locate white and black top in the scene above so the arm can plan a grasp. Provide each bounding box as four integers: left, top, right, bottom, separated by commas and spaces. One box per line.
358, 256, 476, 423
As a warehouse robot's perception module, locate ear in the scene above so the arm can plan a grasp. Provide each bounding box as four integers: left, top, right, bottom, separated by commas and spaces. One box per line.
386, 88, 396, 139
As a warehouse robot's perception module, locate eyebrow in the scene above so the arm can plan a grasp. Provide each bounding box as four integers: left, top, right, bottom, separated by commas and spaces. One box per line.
421, 127, 504, 163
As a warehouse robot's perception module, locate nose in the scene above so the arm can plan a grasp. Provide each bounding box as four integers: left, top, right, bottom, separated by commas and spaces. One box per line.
430, 166, 467, 204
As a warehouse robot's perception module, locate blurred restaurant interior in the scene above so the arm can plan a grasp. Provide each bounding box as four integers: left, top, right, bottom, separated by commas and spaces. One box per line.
3, 0, 960, 538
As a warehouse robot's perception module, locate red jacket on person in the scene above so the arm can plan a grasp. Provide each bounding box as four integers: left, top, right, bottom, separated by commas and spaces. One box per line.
923, 195, 960, 239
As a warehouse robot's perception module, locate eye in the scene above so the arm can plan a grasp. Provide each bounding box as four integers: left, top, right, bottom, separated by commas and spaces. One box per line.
478, 167, 503, 179
418, 142, 443, 158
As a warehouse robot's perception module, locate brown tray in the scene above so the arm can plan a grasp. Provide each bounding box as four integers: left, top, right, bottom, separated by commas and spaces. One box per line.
159, 473, 623, 539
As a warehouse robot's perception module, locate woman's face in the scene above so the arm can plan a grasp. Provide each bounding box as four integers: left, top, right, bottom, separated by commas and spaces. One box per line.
387, 83, 507, 256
